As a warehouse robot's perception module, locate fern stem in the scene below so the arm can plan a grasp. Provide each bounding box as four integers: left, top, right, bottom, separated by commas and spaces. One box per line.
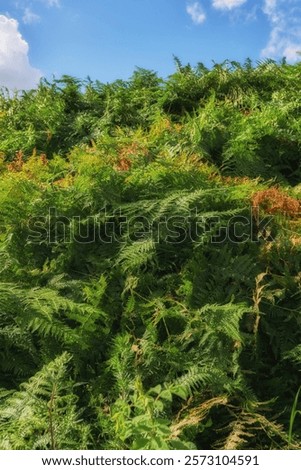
48, 385, 57, 450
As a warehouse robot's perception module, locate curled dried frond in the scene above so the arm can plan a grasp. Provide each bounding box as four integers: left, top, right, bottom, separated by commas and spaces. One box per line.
216, 410, 295, 450
40, 153, 48, 166
251, 187, 300, 219
7, 150, 24, 172
114, 157, 131, 172
170, 396, 228, 439
114, 142, 148, 171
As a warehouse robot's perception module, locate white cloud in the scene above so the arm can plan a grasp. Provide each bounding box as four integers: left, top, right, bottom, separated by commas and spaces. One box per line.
212, 0, 247, 10
41, 0, 60, 6
186, 2, 206, 25
22, 8, 40, 24
283, 44, 301, 62
0, 15, 42, 90
262, 0, 301, 62
262, 0, 280, 23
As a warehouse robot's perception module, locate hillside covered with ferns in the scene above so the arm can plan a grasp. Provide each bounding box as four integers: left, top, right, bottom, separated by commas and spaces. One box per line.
0, 59, 301, 450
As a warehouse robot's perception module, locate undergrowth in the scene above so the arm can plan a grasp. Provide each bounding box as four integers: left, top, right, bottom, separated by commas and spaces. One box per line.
0, 59, 300, 449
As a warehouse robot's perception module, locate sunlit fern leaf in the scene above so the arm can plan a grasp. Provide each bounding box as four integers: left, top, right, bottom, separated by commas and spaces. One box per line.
0, 352, 90, 450
116, 238, 157, 273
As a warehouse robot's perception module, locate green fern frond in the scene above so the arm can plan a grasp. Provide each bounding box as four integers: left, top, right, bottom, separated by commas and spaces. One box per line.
0, 353, 90, 449
116, 238, 157, 272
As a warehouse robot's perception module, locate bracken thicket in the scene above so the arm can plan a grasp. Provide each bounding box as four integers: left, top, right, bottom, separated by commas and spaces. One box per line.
0, 59, 301, 449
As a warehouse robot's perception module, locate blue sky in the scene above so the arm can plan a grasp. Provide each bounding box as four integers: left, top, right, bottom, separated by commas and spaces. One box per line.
0, 0, 301, 89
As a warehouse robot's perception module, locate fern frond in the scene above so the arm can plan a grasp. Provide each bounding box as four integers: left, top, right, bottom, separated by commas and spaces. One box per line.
116, 238, 157, 272
0, 353, 90, 449
171, 396, 228, 439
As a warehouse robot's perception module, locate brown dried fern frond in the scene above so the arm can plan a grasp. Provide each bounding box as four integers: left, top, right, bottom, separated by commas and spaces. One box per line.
7, 150, 24, 172
251, 187, 300, 219
220, 414, 255, 450
216, 410, 299, 450
170, 396, 228, 439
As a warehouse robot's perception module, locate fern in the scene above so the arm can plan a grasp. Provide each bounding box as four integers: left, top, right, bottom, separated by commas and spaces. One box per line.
1, 60, 301, 449
116, 238, 157, 273
0, 353, 90, 449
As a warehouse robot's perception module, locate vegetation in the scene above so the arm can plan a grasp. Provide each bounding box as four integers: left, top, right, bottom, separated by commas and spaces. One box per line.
0, 59, 301, 450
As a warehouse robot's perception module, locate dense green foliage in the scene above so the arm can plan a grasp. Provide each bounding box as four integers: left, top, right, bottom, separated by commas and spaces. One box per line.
0, 59, 301, 449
